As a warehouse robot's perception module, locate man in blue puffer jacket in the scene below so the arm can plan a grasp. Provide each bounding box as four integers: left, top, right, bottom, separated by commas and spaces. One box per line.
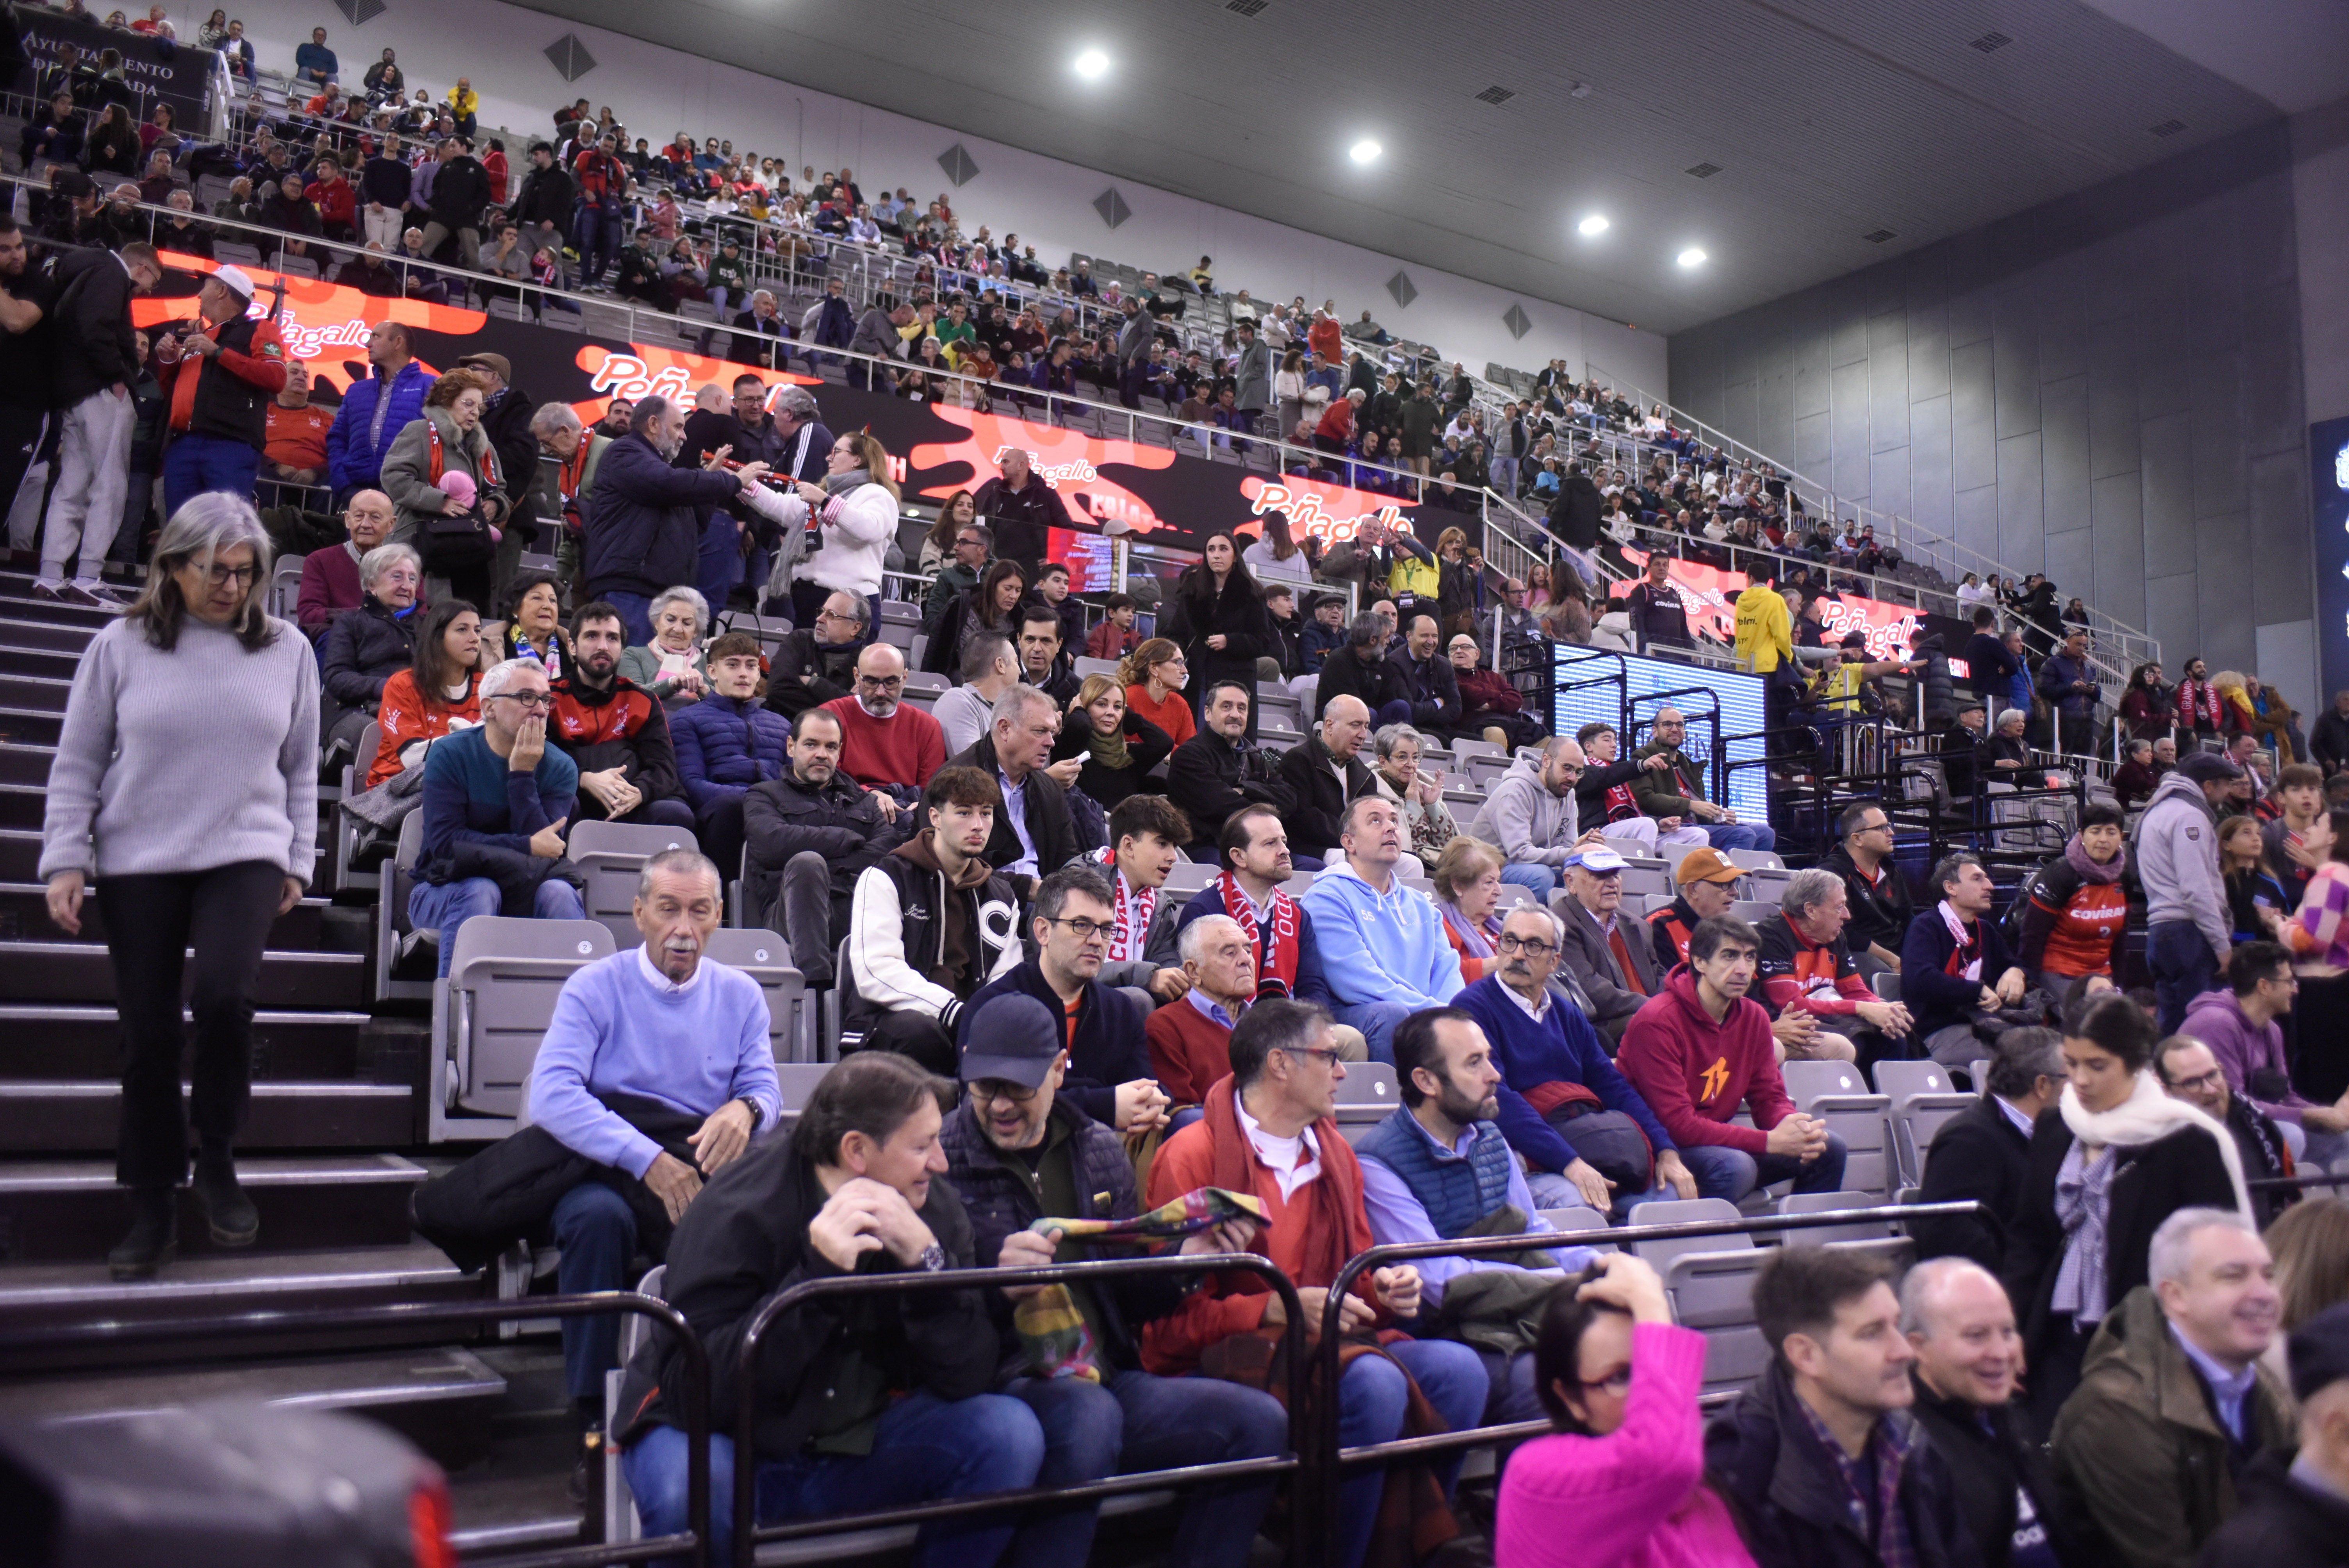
324, 321, 435, 503
669, 630, 792, 885
583, 395, 748, 645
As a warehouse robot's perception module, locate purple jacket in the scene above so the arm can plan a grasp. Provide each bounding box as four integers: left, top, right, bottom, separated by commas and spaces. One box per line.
2181, 989, 2311, 1123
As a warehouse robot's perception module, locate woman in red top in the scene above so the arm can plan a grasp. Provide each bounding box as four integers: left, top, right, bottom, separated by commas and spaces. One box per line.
365, 600, 483, 788
2014, 801, 2129, 1013
1119, 636, 1194, 748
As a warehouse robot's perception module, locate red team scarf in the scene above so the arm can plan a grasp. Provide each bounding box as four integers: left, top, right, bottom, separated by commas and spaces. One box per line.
1220, 871, 1299, 996
1937, 900, 1984, 982
1087, 847, 1158, 964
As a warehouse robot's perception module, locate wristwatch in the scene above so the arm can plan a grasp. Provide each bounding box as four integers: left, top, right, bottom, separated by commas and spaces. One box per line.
916, 1242, 947, 1273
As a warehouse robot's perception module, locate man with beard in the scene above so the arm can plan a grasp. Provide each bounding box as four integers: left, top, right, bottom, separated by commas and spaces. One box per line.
743, 706, 893, 988
763, 588, 866, 722
547, 602, 695, 829
582, 394, 752, 646
1314, 612, 1413, 727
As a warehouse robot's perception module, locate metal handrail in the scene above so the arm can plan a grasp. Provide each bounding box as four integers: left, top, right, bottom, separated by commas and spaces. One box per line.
0, 1292, 712, 1568
729, 1251, 1308, 1568
1311, 1200, 1980, 1550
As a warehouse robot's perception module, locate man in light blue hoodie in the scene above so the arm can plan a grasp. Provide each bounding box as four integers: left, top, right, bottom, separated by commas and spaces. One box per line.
1298, 795, 1465, 1063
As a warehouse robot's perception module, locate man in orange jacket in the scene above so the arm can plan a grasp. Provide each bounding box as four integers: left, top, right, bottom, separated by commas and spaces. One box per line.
151, 265, 287, 516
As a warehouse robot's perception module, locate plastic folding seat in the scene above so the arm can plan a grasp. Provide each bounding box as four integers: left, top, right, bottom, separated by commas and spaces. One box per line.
446, 918, 615, 1118
1871, 1060, 1975, 1186
1780, 1059, 1892, 1198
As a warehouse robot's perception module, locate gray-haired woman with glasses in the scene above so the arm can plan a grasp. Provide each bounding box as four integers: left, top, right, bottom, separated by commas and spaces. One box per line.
39, 495, 320, 1281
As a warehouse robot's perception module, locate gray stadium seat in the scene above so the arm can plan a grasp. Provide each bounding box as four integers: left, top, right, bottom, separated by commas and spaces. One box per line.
377, 810, 434, 1004
1774, 1190, 1891, 1246
446, 918, 616, 1117
1075, 657, 1120, 680
1624, 1196, 1745, 1266
703, 928, 811, 1064
1625, 1196, 1767, 1397
1872, 1060, 1975, 1187
1162, 861, 1219, 900
270, 556, 304, 620
1334, 1061, 1399, 1144
567, 820, 700, 950
1780, 1060, 1891, 1198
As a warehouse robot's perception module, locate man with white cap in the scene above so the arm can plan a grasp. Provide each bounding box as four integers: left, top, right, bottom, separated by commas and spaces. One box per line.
151, 264, 288, 516
1552, 844, 1665, 1047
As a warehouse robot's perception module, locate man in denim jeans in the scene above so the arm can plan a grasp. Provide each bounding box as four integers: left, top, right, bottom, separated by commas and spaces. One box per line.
2138, 750, 2242, 1033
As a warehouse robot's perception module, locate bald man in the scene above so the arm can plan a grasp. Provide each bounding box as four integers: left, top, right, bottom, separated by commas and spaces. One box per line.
1274, 693, 1377, 866
296, 488, 398, 642
1902, 1258, 2078, 1567
816, 643, 943, 806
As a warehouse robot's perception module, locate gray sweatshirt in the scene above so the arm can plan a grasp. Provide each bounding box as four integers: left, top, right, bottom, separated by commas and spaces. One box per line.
2132, 770, 2228, 957
41, 615, 321, 884
1468, 750, 1577, 868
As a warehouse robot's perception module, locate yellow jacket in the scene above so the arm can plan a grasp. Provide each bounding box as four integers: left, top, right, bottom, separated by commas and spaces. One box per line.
445, 85, 478, 117
1388, 552, 1441, 601
1733, 583, 1791, 673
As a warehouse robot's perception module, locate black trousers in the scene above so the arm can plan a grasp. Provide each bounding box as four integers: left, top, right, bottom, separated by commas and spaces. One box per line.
98, 860, 285, 1190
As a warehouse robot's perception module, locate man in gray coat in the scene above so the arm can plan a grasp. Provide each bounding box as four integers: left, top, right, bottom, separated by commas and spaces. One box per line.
1554, 845, 1663, 1046
1468, 735, 1605, 900
1115, 296, 1155, 369
846, 299, 912, 390
2136, 750, 2242, 1034
1230, 320, 1271, 435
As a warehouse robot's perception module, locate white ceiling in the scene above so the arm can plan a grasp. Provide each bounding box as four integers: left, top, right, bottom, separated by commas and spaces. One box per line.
510, 0, 2344, 336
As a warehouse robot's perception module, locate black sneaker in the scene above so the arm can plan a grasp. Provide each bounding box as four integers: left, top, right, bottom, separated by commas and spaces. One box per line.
192, 1154, 259, 1247
108, 1190, 178, 1281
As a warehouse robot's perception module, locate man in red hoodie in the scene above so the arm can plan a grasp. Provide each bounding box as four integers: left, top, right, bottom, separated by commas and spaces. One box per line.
1614, 914, 1846, 1203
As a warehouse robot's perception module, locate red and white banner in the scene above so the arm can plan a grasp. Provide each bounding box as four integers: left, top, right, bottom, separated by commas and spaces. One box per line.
1614, 549, 1927, 660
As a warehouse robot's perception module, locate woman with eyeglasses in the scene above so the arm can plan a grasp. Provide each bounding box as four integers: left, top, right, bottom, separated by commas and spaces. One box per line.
41, 496, 322, 1281
1497, 1255, 1755, 1568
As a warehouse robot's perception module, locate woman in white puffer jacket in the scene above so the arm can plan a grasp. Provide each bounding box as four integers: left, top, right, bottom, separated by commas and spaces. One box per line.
755, 428, 901, 629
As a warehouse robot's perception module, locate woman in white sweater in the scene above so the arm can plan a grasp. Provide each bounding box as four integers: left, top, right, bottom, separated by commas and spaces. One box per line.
41, 495, 320, 1281
763, 428, 902, 633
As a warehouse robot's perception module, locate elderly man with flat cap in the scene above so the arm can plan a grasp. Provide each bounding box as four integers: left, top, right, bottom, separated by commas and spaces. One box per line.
151, 263, 289, 516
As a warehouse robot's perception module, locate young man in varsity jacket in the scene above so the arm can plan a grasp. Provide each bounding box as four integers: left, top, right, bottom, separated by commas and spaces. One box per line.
150, 265, 287, 517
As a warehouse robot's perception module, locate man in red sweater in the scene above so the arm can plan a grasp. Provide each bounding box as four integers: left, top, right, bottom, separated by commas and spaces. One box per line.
819, 643, 943, 808
1144, 913, 1259, 1107
1142, 997, 1486, 1568
1614, 914, 1846, 1204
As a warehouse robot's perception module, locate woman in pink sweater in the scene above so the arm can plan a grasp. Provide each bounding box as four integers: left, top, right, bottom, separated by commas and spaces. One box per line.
1497, 1256, 1755, 1568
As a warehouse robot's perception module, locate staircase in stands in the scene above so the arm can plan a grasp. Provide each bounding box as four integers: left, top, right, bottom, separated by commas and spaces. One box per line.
0, 565, 586, 1554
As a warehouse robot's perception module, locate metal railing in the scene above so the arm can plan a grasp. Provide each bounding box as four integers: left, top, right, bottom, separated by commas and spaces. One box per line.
729, 1251, 1308, 1568
0, 1292, 712, 1568
1310, 1200, 1982, 1551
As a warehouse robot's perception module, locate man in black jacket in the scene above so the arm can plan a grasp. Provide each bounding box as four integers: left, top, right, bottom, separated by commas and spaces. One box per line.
1168, 681, 1292, 852
1549, 461, 1602, 551
420, 135, 492, 269
34, 240, 160, 602
1817, 802, 1915, 975
1707, 1246, 1981, 1568
614, 1051, 1048, 1566
971, 445, 1076, 569
744, 707, 894, 985
1013, 601, 1082, 706
941, 991, 1287, 1568
1276, 693, 1375, 866
1901, 1258, 2077, 1568
727, 289, 793, 372
549, 602, 695, 830
504, 141, 575, 273
763, 589, 863, 721
947, 686, 1077, 900
582, 396, 747, 646
1314, 612, 1413, 728
1624, 547, 1693, 649
1392, 611, 1466, 740
2198, 1305, 2349, 1568
1913, 1028, 2062, 1274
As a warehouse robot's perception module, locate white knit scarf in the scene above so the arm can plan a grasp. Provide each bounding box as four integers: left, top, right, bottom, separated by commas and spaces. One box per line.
2058, 1069, 2252, 1218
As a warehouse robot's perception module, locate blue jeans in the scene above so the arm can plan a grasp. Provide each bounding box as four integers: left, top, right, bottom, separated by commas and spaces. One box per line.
552, 1183, 634, 1401
604, 590, 656, 648
162, 430, 262, 519
2149, 919, 2221, 1037
1675, 1131, 1848, 1203
623, 1388, 1045, 1568
1700, 821, 1777, 853
407, 874, 586, 976
1330, 1000, 1408, 1064
1007, 1369, 1287, 1568
1334, 1339, 1487, 1568
1499, 862, 1555, 900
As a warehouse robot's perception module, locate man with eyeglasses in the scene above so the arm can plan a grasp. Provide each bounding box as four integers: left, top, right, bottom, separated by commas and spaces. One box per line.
940, 991, 1288, 1568
763, 588, 865, 722
923, 520, 992, 635
2182, 942, 2349, 1169
819, 642, 945, 805
1629, 707, 1776, 853
1818, 801, 1914, 977
406, 657, 587, 978
1572, 721, 1710, 855
1144, 997, 1488, 1568
2154, 1034, 2296, 1228
959, 866, 1168, 1135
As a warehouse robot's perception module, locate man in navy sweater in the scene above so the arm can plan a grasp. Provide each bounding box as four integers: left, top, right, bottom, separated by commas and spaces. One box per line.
1901, 852, 2028, 1072
1455, 904, 1695, 1217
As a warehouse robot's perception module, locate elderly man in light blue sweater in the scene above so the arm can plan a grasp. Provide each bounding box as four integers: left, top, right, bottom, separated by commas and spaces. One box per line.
1298, 794, 1464, 1064
524, 847, 780, 1450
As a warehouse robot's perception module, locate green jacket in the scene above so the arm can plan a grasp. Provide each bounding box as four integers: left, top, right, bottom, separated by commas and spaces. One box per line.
923, 560, 981, 634
2048, 1285, 2295, 1568
1629, 742, 1708, 820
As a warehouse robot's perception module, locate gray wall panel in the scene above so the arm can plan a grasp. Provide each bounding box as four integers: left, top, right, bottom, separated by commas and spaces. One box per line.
1667, 119, 2312, 694
1757, 332, 1795, 463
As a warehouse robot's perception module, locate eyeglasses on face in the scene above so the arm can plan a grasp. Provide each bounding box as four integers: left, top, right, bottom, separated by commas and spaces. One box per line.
1043, 916, 1112, 941
1497, 934, 1556, 956
857, 674, 905, 689
970, 1078, 1038, 1106
1277, 1044, 1346, 1067
191, 561, 258, 586
491, 691, 553, 710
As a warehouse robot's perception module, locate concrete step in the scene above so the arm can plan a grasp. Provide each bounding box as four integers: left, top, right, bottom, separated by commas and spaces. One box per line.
0, 1154, 426, 1263
0, 744, 53, 785
0, 671, 68, 713
0, 941, 367, 1008
0, 785, 37, 828
0, 591, 115, 631
0, 620, 98, 654
0, 1344, 506, 1467
0, 1080, 414, 1152
0, 1005, 378, 1080
0, 884, 338, 948
0, 708, 59, 747
0, 643, 78, 680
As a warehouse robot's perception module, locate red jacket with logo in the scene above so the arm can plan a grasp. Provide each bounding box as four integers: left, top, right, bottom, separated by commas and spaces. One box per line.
548, 675, 685, 816
1614, 967, 1795, 1156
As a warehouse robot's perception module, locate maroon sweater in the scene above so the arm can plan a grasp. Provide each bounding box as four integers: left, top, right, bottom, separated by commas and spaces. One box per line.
1613, 967, 1795, 1155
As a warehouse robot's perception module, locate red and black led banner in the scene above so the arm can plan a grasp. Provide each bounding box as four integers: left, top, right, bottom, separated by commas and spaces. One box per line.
144, 253, 1469, 555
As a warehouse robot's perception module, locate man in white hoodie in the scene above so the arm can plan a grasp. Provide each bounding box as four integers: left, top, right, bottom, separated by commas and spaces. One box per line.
2136, 751, 2242, 1035
1466, 736, 1608, 899
1297, 796, 1465, 1064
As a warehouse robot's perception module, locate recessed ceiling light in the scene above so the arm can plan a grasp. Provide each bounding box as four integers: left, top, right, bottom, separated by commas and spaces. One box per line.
1578, 214, 1609, 237
1073, 49, 1109, 79
1677, 247, 1708, 268
1348, 139, 1382, 165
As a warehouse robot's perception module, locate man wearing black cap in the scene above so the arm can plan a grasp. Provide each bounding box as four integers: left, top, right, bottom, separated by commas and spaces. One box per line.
2200, 1301, 2349, 1567
939, 992, 1287, 1568
1940, 695, 1991, 804
2138, 749, 2243, 1034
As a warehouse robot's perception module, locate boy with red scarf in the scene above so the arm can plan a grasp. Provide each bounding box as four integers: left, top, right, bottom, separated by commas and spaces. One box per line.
1085, 793, 1190, 1001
